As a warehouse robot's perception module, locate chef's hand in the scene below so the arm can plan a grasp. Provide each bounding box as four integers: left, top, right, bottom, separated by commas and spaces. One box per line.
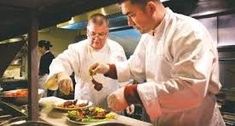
44, 74, 58, 90
107, 87, 128, 112
126, 104, 135, 115
89, 62, 109, 75
57, 72, 73, 95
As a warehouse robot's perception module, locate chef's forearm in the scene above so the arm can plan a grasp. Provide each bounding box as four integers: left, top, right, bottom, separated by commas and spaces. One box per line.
124, 84, 142, 105
104, 64, 117, 79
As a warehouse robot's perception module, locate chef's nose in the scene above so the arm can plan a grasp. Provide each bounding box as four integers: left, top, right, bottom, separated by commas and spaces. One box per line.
92, 36, 99, 41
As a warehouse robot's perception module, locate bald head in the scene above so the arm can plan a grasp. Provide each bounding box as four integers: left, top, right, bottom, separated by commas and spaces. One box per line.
86, 13, 109, 50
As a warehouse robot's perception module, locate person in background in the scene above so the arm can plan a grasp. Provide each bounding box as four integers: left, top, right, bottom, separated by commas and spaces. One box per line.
89, 0, 225, 125
38, 40, 55, 96
45, 13, 127, 109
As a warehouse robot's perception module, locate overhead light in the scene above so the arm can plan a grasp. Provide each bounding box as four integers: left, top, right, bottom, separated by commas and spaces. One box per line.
68, 17, 75, 24
0, 37, 23, 44
9, 38, 23, 42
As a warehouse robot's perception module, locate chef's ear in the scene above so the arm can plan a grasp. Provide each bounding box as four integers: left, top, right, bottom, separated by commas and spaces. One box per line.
145, 1, 156, 16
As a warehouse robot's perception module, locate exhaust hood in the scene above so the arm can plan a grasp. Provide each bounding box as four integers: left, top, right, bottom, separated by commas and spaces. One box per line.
56, 4, 122, 30
57, 0, 235, 30
56, 0, 170, 30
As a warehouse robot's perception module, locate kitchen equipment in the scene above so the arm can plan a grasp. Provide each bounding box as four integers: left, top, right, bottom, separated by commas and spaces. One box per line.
0, 101, 27, 125
1, 89, 44, 105
0, 41, 25, 77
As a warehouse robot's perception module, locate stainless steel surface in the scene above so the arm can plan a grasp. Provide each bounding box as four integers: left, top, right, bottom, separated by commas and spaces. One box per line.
0, 116, 27, 126
219, 50, 235, 89
218, 14, 235, 46
223, 112, 235, 126
0, 101, 27, 125
198, 17, 217, 43
57, 4, 121, 29
0, 115, 12, 120
56, 0, 235, 30
197, 13, 235, 89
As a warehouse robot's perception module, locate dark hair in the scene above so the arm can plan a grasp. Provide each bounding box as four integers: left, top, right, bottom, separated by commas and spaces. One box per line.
88, 13, 109, 26
38, 40, 52, 50
117, 0, 158, 8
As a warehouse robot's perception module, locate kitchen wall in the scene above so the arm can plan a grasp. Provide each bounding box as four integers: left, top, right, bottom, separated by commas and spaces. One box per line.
38, 27, 78, 56
38, 26, 141, 59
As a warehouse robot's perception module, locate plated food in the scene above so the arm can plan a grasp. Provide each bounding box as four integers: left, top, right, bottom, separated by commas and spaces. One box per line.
54, 99, 92, 111
67, 107, 116, 125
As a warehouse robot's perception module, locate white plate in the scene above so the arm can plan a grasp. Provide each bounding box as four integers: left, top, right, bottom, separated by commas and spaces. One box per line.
66, 117, 115, 125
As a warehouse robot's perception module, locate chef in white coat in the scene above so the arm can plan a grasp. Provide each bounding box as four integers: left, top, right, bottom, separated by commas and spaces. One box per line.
89, 0, 225, 125
45, 13, 127, 109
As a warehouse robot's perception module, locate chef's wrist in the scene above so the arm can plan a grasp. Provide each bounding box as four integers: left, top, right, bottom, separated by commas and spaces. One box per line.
104, 64, 117, 79
124, 84, 142, 105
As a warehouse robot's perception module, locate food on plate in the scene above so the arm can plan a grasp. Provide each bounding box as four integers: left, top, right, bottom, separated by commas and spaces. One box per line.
78, 101, 90, 107
67, 107, 116, 122
63, 100, 78, 108
56, 100, 90, 110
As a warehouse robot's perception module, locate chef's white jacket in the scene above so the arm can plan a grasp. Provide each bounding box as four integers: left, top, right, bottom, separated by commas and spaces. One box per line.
49, 38, 126, 109
116, 8, 225, 126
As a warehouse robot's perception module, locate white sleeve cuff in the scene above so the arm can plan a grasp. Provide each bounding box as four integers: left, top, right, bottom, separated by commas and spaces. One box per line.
116, 61, 131, 82
137, 83, 162, 122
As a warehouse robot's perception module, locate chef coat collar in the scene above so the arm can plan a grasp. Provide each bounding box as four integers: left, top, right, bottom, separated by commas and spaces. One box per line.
148, 8, 172, 39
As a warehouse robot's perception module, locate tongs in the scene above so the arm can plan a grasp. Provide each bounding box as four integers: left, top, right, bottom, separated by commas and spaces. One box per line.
90, 70, 103, 91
